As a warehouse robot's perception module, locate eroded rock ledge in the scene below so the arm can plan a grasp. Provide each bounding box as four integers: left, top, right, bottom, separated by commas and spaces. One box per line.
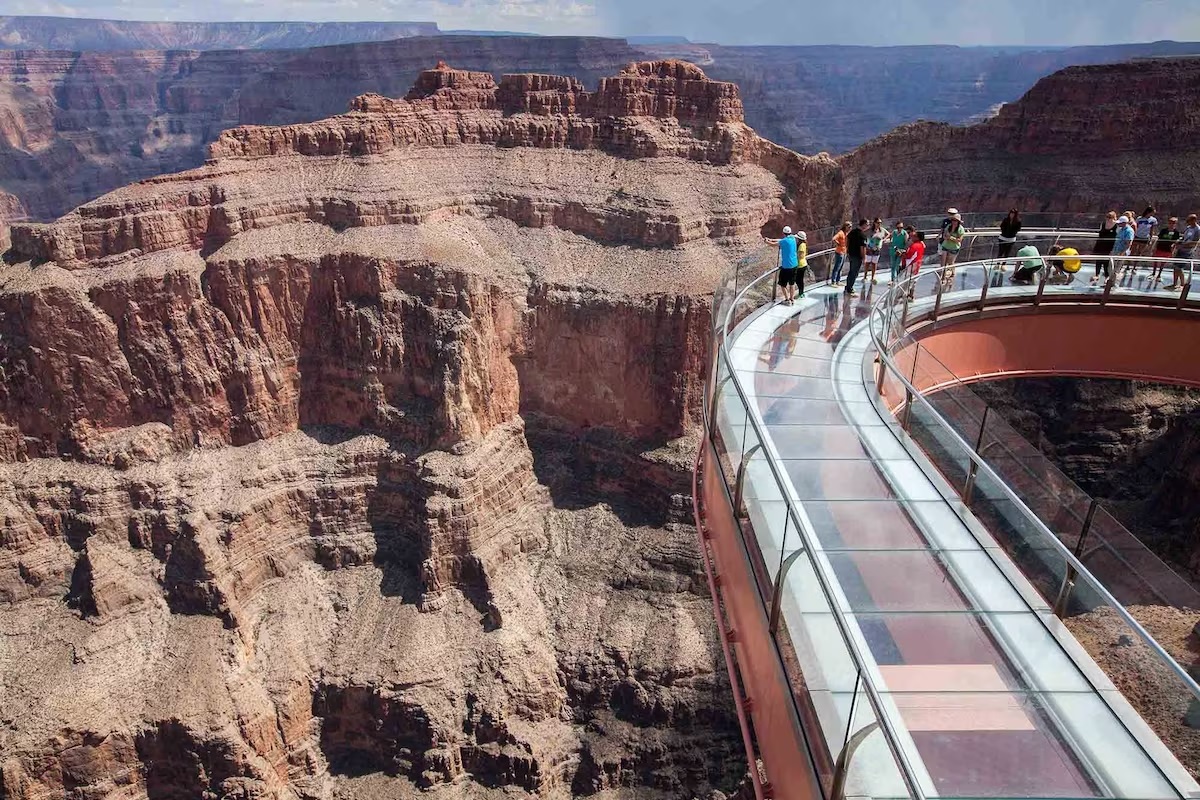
0, 60, 774, 800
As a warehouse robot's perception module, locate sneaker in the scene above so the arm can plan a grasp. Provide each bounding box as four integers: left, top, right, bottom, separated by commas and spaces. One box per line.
871, 278, 878, 284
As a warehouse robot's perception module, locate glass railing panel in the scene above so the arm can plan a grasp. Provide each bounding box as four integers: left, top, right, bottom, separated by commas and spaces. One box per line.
710, 347, 750, 488
1057, 574, 1200, 796
905, 394, 973, 495
1077, 504, 1200, 612
964, 466, 1069, 609
773, 543, 863, 780
837, 676, 913, 800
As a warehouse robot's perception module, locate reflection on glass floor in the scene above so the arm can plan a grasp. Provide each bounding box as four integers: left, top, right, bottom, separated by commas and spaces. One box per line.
719, 278, 1194, 800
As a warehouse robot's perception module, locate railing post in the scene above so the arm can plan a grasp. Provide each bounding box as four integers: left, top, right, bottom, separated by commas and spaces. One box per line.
1054, 499, 1101, 618
931, 276, 944, 322
978, 262, 991, 312
962, 406, 990, 504
708, 373, 734, 440
732, 443, 763, 516
901, 388, 914, 432
1034, 263, 1048, 306
829, 720, 882, 800
768, 543, 807, 634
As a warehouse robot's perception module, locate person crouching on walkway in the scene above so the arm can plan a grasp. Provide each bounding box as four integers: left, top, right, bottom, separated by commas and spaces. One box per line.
1011, 242, 1043, 283
1049, 244, 1082, 284
764, 225, 800, 305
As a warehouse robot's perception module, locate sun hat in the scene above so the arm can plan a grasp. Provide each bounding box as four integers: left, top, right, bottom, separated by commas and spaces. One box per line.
783, 225, 792, 234
947, 207, 958, 215
951, 213, 962, 221
1117, 215, 1129, 223
797, 231, 807, 241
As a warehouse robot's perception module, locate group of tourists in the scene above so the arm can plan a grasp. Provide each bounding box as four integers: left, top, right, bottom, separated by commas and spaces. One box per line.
764, 205, 1200, 300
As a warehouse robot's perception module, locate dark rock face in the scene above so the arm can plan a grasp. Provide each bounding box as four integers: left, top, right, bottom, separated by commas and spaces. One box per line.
838, 58, 1200, 217
971, 377, 1200, 578
636, 40, 1200, 155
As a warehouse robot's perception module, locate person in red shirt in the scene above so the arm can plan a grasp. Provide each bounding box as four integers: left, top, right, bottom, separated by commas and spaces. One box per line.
899, 230, 926, 298
902, 230, 926, 276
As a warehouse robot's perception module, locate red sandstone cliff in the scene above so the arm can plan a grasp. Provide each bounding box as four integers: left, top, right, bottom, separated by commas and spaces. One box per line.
0, 37, 646, 250
838, 58, 1200, 216
0, 60, 828, 799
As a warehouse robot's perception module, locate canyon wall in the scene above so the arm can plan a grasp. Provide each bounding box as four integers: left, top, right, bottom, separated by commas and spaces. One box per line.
0, 16, 441, 50
637, 40, 1200, 155
0, 36, 644, 248
0, 60, 824, 799
4, 32, 1200, 253
971, 377, 1200, 579
839, 58, 1200, 218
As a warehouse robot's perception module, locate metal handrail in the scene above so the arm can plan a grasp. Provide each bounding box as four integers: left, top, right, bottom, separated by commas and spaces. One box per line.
867, 253, 1200, 705
705, 215, 1200, 798
715, 244, 929, 800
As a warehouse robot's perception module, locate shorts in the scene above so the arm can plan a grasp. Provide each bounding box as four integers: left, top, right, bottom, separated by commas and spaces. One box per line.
778, 267, 797, 287
865, 249, 881, 264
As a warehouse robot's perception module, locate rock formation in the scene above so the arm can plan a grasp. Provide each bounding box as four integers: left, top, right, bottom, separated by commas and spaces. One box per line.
0, 36, 645, 250
839, 58, 1200, 217
0, 60, 828, 799
5, 33, 1200, 254
637, 40, 1200, 155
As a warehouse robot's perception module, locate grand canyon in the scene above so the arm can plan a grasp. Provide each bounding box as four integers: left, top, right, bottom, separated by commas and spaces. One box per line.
1, 18, 1198, 249
3, 13, 1200, 799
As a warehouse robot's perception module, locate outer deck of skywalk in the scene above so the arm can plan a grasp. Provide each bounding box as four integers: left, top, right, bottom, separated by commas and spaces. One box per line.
697, 221, 1200, 800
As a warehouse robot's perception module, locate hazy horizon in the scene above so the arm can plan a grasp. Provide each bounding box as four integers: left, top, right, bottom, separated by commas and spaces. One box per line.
4, 0, 1200, 47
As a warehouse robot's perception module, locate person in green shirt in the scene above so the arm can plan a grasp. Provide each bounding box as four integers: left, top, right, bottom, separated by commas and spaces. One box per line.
940, 213, 967, 278
1011, 243, 1044, 283
888, 220, 909, 282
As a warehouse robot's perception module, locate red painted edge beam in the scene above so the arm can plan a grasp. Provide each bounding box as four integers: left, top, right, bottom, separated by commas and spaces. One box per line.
900, 308, 1200, 394
692, 443, 768, 800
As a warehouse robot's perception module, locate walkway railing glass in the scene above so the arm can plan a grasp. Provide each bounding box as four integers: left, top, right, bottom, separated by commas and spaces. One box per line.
704, 222, 1200, 800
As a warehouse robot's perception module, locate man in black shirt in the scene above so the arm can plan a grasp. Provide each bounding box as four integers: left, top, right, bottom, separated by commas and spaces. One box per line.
845, 219, 869, 296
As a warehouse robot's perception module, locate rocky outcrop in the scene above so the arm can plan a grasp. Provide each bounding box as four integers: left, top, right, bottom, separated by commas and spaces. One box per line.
971, 377, 1200, 579
638, 40, 1200, 156
4, 34, 1200, 255
0, 36, 644, 243
0, 60, 786, 799
838, 58, 1200, 216
0, 60, 837, 462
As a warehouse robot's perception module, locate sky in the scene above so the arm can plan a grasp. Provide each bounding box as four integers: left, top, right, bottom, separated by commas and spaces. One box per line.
5, 0, 1200, 46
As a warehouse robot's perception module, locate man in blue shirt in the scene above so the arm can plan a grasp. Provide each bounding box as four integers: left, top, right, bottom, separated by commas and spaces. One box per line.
764, 225, 800, 305
1112, 215, 1135, 280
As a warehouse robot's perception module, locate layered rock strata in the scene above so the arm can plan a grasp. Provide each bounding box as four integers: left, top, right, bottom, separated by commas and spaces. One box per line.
839, 58, 1200, 216
0, 36, 645, 249
0, 60, 817, 798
